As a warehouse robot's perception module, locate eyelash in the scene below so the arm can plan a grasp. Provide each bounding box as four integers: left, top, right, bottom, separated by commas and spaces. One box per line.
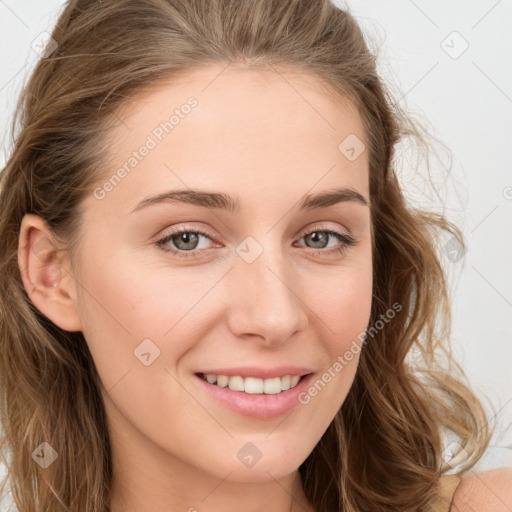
155, 224, 357, 260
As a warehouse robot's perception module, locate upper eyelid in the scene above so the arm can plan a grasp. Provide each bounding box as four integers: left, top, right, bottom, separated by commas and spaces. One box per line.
159, 221, 351, 240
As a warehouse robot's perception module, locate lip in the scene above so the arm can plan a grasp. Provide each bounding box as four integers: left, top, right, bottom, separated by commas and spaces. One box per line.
193, 371, 315, 420
196, 366, 313, 379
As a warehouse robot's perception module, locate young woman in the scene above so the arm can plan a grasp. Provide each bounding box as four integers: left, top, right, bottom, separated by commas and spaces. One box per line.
1, 1, 511, 511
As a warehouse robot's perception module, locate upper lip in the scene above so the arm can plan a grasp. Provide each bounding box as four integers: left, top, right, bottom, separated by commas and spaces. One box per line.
196, 366, 314, 379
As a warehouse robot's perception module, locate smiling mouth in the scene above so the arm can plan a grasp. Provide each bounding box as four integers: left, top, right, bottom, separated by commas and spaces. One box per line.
196, 372, 308, 395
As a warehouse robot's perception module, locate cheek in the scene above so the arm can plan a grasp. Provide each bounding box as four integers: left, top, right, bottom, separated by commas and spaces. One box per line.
76, 252, 230, 468
324, 278, 372, 337
295, 258, 372, 418
329, 270, 372, 374
302, 253, 373, 353
75, 244, 226, 392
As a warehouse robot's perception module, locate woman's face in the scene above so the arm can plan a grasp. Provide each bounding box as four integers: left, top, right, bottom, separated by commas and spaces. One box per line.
25, 64, 372, 495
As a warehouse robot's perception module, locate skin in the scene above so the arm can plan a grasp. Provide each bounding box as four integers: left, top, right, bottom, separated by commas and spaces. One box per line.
452, 468, 512, 511
18, 65, 374, 512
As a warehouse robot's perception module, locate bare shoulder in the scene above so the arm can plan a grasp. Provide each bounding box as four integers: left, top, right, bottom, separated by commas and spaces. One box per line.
451, 467, 512, 512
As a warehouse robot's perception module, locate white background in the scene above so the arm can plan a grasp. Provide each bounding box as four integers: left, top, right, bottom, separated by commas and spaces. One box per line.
0, 1, 511, 506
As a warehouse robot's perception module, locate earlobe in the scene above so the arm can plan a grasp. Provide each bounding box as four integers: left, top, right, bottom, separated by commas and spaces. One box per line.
17, 213, 83, 332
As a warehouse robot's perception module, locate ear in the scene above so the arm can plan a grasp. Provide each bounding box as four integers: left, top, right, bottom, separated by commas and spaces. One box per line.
17, 213, 82, 332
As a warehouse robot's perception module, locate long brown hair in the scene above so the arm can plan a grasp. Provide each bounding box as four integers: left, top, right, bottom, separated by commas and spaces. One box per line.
0, 1, 496, 510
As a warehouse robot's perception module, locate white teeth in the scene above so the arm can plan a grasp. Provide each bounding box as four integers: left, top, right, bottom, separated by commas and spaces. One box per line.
244, 377, 263, 394
263, 377, 282, 394
228, 376, 244, 392
201, 373, 304, 394
216, 375, 229, 387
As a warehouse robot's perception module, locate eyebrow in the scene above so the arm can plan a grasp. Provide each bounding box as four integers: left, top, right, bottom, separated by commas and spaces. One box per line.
129, 187, 369, 214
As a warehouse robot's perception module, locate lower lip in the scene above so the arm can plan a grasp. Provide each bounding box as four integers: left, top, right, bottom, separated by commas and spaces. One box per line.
194, 373, 315, 420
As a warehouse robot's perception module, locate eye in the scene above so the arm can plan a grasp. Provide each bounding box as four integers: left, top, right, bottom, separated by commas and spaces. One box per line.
294, 225, 357, 258
155, 227, 218, 259
155, 224, 357, 260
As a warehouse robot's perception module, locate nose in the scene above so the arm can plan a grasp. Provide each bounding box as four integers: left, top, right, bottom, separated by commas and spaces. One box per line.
226, 241, 308, 347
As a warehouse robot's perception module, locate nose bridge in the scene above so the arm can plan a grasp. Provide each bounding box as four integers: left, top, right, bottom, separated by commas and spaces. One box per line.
227, 234, 306, 344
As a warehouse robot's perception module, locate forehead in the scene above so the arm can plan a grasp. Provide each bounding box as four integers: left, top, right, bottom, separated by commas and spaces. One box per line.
117, 63, 362, 119
109, 63, 365, 149
94, 64, 369, 215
